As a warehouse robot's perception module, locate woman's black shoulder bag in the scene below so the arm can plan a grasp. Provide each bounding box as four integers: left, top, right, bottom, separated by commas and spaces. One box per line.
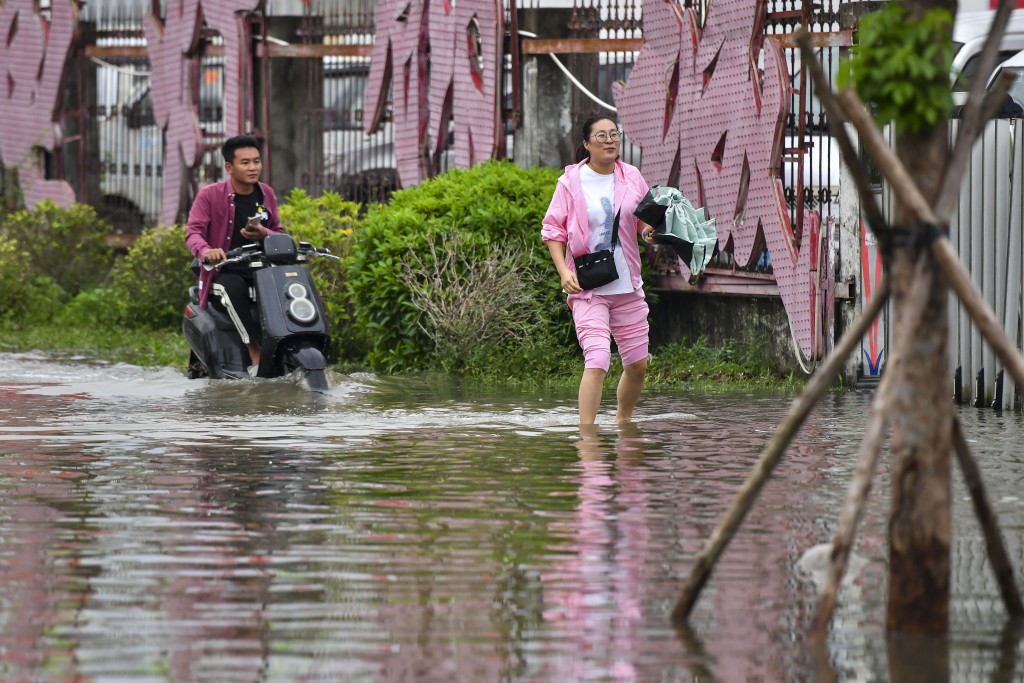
572, 210, 620, 291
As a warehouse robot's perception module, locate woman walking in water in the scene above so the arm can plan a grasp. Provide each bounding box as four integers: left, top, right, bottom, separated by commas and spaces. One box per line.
541, 115, 656, 425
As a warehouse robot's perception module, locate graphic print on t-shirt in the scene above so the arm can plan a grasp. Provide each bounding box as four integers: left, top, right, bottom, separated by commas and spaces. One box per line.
595, 196, 615, 251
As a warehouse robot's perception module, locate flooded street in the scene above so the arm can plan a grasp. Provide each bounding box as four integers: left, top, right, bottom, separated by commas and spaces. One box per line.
2, 351, 1024, 682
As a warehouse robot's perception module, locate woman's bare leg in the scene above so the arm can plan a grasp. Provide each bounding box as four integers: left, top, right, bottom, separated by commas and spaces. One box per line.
615, 357, 648, 422
579, 368, 607, 425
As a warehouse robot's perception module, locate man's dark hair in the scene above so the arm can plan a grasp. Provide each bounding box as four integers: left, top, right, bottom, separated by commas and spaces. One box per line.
222, 135, 262, 164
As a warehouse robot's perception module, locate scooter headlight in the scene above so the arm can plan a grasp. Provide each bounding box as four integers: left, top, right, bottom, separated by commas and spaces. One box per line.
288, 297, 318, 323
286, 283, 308, 300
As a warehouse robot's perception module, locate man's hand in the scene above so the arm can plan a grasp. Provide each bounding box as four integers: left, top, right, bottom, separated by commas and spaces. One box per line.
203, 248, 226, 264
243, 225, 267, 241
242, 219, 266, 241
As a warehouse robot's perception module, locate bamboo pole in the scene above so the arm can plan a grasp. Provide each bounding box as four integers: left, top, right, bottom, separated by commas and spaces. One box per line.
836, 89, 1024, 397
951, 418, 1024, 616
808, 254, 931, 637
670, 278, 891, 622
808, 372, 891, 639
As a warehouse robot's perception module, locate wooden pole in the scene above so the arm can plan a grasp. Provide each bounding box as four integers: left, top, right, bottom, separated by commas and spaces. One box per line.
808, 254, 931, 638
837, 19, 953, 631
808, 371, 891, 639
670, 278, 891, 622
951, 418, 1024, 616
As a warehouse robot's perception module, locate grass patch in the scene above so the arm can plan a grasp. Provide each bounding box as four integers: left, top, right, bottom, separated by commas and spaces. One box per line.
0, 321, 190, 368
0, 322, 802, 393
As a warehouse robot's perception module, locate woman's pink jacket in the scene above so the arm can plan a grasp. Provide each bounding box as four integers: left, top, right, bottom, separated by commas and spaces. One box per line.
541, 158, 650, 302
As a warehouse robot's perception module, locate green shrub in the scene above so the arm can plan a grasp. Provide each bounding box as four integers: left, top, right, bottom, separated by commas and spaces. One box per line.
59, 287, 124, 328
0, 200, 115, 295
344, 160, 565, 371
109, 224, 193, 329
0, 237, 31, 320
278, 189, 361, 357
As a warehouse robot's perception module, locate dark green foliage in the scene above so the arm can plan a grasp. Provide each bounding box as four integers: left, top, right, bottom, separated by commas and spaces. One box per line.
277, 189, 361, 358
838, 5, 953, 133
0, 236, 65, 323
344, 160, 565, 372
0, 200, 115, 296
108, 224, 193, 329
0, 237, 30, 320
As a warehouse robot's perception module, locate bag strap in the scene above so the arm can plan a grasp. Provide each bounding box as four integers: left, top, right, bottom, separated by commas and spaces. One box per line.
610, 209, 620, 250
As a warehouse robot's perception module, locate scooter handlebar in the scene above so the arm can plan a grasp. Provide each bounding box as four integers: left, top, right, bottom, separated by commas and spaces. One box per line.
201, 248, 252, 271
296, 242, 341, 262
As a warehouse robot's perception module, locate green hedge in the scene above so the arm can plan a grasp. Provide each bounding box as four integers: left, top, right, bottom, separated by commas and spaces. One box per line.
0, 200, 115, 297
343, 160, 570, 373
278, 189, 361, 359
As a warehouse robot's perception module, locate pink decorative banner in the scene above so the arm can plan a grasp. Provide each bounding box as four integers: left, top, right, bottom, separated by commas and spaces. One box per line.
368, 0, 504, 185
428, 0, 504, 168
614, 0, 825, 358
145, 0, 257, 227
0, 0, 77, 210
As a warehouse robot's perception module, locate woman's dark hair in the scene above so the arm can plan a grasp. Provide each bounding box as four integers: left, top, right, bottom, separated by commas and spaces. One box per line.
222, 135, 263, 164
574, 114, 618, 163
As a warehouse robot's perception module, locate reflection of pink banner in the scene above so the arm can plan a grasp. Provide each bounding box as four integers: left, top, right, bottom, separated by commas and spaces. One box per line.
0, 0, 77, 210
615, 0, 826, 358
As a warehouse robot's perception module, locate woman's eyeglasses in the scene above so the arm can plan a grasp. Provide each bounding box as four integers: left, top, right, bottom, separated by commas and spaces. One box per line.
590, 130, 621, 143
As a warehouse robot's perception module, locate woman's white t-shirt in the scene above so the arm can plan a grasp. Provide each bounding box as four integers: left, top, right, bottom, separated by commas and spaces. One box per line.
578, 164, 634, 295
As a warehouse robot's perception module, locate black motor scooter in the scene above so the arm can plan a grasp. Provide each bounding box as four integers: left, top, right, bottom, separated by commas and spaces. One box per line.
183, 233, 340, 392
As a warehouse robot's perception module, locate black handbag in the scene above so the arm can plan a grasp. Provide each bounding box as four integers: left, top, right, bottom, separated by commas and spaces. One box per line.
572, 210, 620, 290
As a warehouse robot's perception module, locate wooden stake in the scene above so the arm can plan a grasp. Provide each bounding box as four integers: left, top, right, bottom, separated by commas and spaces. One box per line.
670, 278, 891, 622
951, 418, 1024, 616
808, 253, 932, 638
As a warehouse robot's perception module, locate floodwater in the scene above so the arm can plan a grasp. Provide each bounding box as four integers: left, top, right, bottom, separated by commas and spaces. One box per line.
2, 352, 1024, 682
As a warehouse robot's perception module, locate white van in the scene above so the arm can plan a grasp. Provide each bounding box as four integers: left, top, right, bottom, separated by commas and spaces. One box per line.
986, 48, 1024, 113
951, 10, 1024, 101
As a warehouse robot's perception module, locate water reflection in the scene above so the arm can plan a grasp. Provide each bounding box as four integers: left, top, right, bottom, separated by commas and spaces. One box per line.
2, 353, 1024, 681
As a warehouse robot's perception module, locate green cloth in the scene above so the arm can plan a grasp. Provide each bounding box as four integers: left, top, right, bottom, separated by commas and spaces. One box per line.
650, 186, 718, 276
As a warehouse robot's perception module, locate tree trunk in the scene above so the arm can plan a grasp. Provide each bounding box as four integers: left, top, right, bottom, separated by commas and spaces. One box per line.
885, 101, 953, 632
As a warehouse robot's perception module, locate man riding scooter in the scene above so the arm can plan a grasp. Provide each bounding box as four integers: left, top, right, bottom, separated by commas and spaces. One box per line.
185, 135, 284, 372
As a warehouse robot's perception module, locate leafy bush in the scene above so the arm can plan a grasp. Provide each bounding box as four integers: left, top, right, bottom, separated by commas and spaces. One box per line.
344, 160, 565, 371
0, 237, 31, 319
0, 200, 115, 296
398, 231, 545, 372
278, 189, 361, 356
58, 287, 124, 329
108, 224, 193, 329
